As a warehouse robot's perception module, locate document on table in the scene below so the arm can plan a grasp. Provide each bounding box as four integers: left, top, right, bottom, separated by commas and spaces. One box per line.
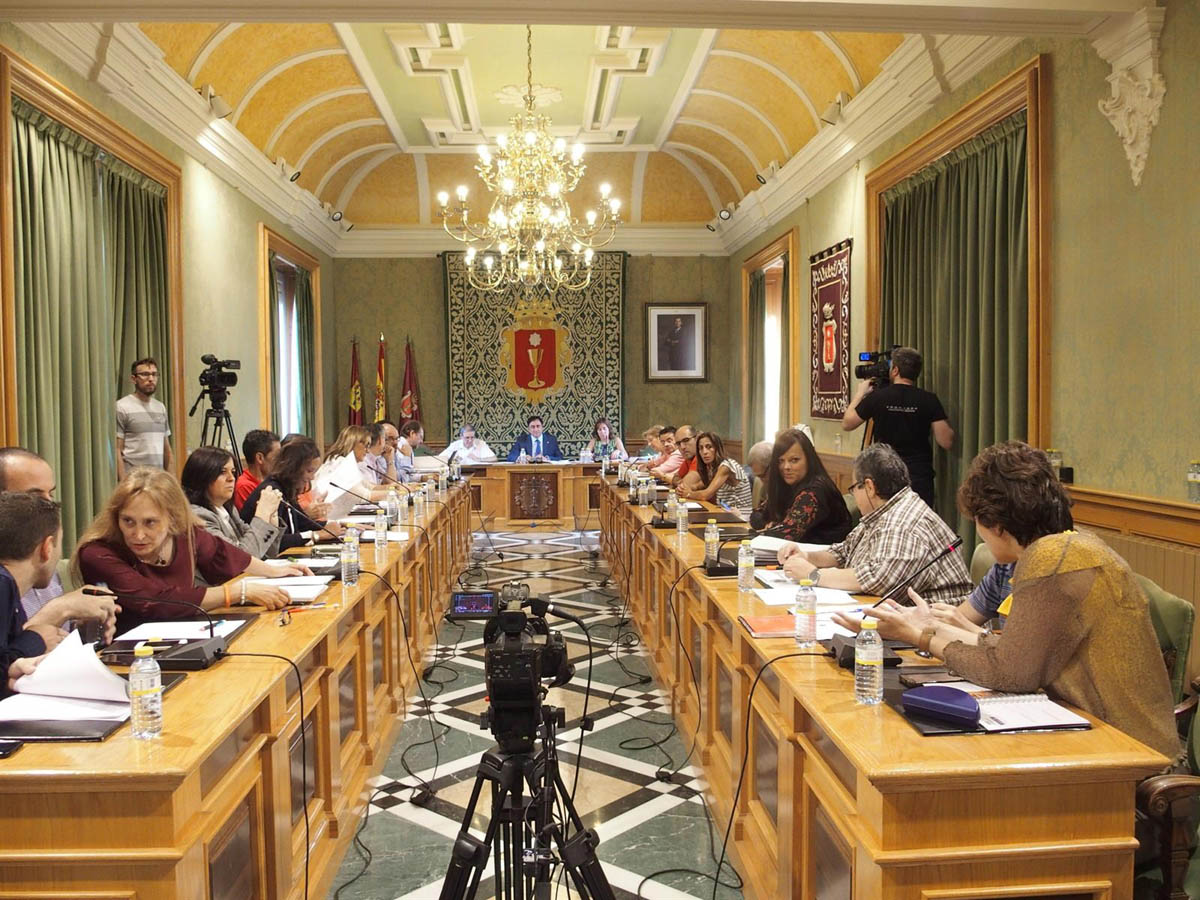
938, 682, 1091, 732
751, 587, 859, 607
360, 530, 410, 542
749, 536, 830, 555
121, 619, 243, 641
265, 557, 338, 570
0, 632, 132, 722
245, 575, 334, 586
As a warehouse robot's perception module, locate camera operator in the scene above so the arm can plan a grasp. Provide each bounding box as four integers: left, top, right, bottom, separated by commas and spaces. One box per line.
116, 357, 172, 481
841, 347, 953, 507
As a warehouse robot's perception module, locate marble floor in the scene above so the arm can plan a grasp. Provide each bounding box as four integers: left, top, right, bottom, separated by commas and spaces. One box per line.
326, 528, 746, 900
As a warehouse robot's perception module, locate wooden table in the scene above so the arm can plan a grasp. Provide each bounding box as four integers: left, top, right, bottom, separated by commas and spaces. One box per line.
461, 462, 605, 531
0, 482, 473, 900
599, 476, 1167, 900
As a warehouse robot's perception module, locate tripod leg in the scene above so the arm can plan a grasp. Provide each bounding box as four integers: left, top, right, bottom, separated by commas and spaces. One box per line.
440, 753, 509, 900
550, 770, 616, 900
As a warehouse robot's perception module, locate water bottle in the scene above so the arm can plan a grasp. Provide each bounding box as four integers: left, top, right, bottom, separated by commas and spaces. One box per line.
341, 527, 360, 586
518, 447, 528, 464
676, 500, 688, 539
129, 644, 163, 739
451, 461, 461, 481
413, 484, 425, 516
599, 457, 607, 477
374, 508, 388, 560
854, 619, 883, 705
396, 490, 408, 523
792, 579, 817, 647
1046, 448, 1063, 480
665, 489, 678, 520
386, 487, 400, 520
438, 468, 448, 493
640, 478, 653, 507
703, 519, 720, 563
737, 540, 755, 590
1189, 460, 1200, 503
618, 461, 627, 485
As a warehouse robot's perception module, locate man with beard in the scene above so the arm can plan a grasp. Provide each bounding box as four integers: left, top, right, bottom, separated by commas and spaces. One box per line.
116, 357, 173, 480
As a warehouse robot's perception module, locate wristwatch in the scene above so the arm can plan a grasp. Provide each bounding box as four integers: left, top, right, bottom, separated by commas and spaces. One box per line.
918, 626, 938, 654
809, 568, 822, 586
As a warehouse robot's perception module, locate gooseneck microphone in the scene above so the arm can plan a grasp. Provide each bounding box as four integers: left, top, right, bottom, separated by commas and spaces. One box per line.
871, 536, 964, 608
86, 588, 230, 670
329, 481, 385, 510
277, 497, 343, 544
84, 587, 217, 638
375, 469, 417, 494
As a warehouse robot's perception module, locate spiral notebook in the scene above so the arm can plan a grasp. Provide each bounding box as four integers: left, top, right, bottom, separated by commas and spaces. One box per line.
894, 680, 1090, 735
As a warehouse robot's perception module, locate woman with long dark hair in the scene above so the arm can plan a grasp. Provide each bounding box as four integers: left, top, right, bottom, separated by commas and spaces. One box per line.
677, 431, 752, 513
241, 438, 345, 548
754, 428, 851, 543
181, 446, 283, 559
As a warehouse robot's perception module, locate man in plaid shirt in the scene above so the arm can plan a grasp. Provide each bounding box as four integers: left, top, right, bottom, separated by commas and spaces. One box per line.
779, 444, 970, 603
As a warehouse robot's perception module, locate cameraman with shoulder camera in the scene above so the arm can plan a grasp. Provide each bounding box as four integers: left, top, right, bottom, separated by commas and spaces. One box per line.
842, 347, 953, 507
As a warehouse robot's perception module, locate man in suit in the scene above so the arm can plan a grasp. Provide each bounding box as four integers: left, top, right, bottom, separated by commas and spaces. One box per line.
507, 415, 562, 462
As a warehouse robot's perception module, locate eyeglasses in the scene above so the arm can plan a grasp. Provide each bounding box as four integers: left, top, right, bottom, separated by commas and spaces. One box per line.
848, 480, 865, 491
677, 436, 695, 444
134, 371, 158, 379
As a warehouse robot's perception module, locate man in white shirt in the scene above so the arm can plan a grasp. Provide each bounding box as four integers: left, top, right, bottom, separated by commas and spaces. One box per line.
439, 424, 497, 464
361, 421, 402, 485
115, 357, 172, 480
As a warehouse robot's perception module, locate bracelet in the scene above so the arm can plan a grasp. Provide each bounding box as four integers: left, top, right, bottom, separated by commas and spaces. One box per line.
918, 626, 938, 654
240, 580, 248, 606
223, 583, 232, 607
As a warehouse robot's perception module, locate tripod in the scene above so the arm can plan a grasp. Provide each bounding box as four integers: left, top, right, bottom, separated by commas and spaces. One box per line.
440, 705, 614, 900
189, 390, 242, 475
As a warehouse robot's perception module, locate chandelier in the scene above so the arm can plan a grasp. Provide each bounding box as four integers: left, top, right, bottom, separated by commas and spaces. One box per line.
437, 25, 621, 294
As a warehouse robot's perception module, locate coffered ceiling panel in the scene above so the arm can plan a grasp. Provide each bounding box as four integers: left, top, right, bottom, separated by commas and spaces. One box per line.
135, 21, 909, 227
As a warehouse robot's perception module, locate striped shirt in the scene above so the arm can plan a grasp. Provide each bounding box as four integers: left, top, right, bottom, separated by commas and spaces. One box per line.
714, 459, 753, 514
115, 393, 170, 470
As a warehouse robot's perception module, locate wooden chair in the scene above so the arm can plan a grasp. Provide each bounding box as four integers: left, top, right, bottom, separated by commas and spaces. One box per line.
969, 542, 996, 587
842, 492, 861, 528
1135, 574, 1199, 900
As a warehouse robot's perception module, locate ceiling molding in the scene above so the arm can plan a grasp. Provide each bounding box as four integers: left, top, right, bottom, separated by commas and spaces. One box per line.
675, 115, 762, 173
630, 150, 647, 224
690, 88, 790, 160
387, 23, 483, 136
265, 86, 369, 155
230, 46, 346, 125
296, 117, 386, 171
334, 22, 409, 150
315, 141, 396, 196
814, 31, 862, 92
708, 48, 822, 132
583, 25, 669, 133
413, 152, 431, 225
664, 140, 744, 199
337, 147, 399, 211
186, 22, 241, 84
653, 27, 717, 149
333, 224, 726, 257
661, 146, 721, 215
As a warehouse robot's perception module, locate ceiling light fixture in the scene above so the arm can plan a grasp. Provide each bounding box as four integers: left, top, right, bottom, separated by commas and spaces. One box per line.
331, 210, 344, 222
199, 83, 232, 119
437, 25, 620, 294
820, 92, 850, 127
755, 160, 780, 185
718, 205, 733, 221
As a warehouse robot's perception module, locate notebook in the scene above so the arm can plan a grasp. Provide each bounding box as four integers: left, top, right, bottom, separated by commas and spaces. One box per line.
894, 680, 1091, 735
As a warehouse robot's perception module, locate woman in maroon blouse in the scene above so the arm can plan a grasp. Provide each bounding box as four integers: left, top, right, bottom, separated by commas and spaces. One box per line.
74, 468, 302, 634
752, 429, 852, 544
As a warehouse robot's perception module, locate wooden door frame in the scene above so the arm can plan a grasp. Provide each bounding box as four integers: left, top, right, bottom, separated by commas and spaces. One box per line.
864, 55, 1051, 446
740, 228, 798, 446
0, 45, 184, 459
258, 224, 325, 448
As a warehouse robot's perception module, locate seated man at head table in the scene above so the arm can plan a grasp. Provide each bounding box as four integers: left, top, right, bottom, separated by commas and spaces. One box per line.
439, 423, 498, 464
666, 425, 701, 489
832, 441, 1179, 760
507, 415, 562, 462
776, 443, 971, 602
0, 491, 120, 696
233, 428, 280, 512
636, 425, 676, 471
745, 439, 774, 512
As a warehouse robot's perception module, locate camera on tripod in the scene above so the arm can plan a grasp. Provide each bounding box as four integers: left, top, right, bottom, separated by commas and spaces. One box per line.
198, 354, 240, 407
447, 581, 574, 754
190, 353, 243, 474
854, 346, 898, 387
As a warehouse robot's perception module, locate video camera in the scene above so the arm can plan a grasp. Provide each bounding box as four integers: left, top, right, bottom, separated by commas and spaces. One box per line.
447, 581, 574, 754
854, 346, 898, 387
196, 354, 240, 410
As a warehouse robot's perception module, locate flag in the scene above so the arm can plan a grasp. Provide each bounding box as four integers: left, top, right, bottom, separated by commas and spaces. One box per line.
348, 339, 364, 425
399, 338, 421, 422
373, 333, 387, 422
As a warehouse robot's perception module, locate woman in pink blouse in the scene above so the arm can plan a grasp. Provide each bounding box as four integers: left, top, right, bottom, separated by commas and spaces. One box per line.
75, 468, 302, 634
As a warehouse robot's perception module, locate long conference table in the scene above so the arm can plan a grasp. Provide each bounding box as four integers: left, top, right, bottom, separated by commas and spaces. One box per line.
598, 475, 1168, 899
0, 481, 472, 900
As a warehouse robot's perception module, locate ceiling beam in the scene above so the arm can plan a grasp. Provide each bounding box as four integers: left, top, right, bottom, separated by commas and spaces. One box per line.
9, 0, 1139, 36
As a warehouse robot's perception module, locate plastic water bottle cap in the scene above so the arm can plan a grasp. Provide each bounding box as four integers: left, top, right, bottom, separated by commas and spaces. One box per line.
707, 518, 716, 524
741, 540, 751, 546
134, 644, 154, 657
798, 579, 814, 586
861, 619, 878, 630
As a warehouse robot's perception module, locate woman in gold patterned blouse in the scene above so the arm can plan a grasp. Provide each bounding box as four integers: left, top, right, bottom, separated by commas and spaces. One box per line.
840, 440, 1179, 760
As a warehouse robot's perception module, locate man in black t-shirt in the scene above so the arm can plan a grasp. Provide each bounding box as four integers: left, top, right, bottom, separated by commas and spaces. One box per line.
841, 347, 954, 507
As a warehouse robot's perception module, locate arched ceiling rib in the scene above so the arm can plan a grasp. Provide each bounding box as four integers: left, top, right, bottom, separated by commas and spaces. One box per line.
136, 22, 906, 225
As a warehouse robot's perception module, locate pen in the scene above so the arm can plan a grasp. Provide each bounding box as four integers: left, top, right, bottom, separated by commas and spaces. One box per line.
286, 603, 328, 612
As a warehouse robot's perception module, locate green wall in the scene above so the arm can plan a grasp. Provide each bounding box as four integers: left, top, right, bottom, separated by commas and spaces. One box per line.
0, 25, 338, 451
730, 1, 1200, 501
332, 254, 735, 447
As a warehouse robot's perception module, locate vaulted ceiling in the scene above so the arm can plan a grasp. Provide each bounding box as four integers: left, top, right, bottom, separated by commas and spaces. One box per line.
138, 23, 904, 227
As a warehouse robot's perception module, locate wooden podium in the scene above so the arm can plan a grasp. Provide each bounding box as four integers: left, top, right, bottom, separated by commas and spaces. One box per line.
462, 462, 604, 530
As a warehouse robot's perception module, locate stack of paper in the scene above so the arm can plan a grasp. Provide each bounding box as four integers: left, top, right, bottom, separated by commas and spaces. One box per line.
751, 586, 859, 608
265, 557, 338, 571
749, 536, 829, 555
121, 620, 243, 641
0, 632, 131, 722
245, 574, 333, 601
360, 530, 410, 542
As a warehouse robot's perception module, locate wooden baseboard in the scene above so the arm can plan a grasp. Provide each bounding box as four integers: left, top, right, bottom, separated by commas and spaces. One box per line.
1067, 486, 1200, 549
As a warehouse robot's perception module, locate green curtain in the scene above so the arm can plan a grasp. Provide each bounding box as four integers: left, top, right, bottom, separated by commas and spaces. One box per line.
880, 109, 1028, 545
106, 165, 170, 427
11, 97, 116, 544
295, 264, 316, 436
746, 269, 767, 442
778, 253, 791, 428
268, 250, 280, 433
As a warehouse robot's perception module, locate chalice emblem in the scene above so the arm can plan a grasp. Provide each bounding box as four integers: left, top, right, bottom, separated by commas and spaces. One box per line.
527, 332, 545, 388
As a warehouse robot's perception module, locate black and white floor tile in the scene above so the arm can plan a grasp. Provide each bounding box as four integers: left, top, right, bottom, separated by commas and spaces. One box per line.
326, 529, 745, 900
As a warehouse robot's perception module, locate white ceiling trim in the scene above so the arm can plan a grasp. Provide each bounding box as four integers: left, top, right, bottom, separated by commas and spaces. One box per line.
708, 49, 822, 133
814, 32, 862, 93
690, 88, 789, 160
337, 148, 400, 211
387, 23, 482, 135
664, 141, 744, 200
230, 47, 346, 126
653, 28, 717, 150
185, 21, 241, 84
315, 142, 397, 197
265, 87, 369, 156
413, 152, 431, 225
630, 150, 648, 224
334, 22, 410, 151
296, 117, 387, 171
675, 115, 762, 174
333, 224, 726, 257
583, 25, 669, 133
661, 146, 722, 216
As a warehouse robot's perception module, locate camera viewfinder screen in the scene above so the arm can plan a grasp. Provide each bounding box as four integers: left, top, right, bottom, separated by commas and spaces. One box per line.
451, 591, 497, 617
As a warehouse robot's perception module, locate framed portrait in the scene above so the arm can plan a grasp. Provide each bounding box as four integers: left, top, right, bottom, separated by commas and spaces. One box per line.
646, 303, 708, 382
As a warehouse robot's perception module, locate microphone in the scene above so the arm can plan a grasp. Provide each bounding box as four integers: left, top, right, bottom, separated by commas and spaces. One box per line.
277, 497, 343, 545
704, 526, 783, 577
374, 469, 417, 499
330, 481, 384, 510
86, 588, 228, 670
871, 536, 964, 608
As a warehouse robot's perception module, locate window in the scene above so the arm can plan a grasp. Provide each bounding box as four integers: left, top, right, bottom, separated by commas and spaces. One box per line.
273, 259, 302, 435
